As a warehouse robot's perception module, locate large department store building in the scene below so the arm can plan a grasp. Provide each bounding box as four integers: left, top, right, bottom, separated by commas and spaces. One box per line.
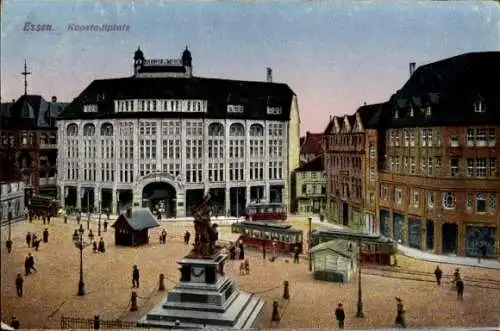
56, 47, 300, 217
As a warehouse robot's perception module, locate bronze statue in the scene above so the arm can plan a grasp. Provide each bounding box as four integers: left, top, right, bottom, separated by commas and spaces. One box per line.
191, 193, 218, 257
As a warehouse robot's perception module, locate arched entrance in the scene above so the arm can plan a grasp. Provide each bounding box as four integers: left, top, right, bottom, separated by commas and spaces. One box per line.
142, 182, 177, 218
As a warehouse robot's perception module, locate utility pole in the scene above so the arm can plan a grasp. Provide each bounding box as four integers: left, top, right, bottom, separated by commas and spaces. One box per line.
21, 59, 31, 97
308, 217, 312, 271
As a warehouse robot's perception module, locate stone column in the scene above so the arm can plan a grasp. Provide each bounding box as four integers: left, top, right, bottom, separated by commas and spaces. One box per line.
245, 185, 251, 207
402, 213, 409, 246
457, 222, 466, 257
434, 219, 442, 255
112, 189, 117, 215
225, 187, 230, 216
420, 219, 426, 251
76, 186, 82, 209
94, 187, 100, 212
60, 184, 65, 208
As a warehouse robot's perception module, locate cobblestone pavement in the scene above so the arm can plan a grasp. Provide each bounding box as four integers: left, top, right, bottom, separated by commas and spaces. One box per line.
1, 219, 499, 329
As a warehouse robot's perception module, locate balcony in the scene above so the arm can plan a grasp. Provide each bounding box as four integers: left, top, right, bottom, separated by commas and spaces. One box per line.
447, 146, 463, 157
39, 177, 57, 186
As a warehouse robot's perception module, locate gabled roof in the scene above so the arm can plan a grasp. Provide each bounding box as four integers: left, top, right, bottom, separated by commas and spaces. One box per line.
323, 117, 335, 134
311, 239, 357, 259
58, 76, 295, 121
299, 132, 324, 156
356, 103, 385, 127
386, 51, 500, 127
112, 208, 160, 231
295, 155, 324, 172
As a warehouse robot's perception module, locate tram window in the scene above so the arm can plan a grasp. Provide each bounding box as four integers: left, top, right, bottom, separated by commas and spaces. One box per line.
271, 232, 280, 241
243, 228, 249, 235
264, 231, 271, 240
253, 230, 261, 238
283, 234, 290, 243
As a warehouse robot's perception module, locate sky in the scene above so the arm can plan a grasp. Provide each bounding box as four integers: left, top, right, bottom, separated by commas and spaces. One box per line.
1, 1, 499, 134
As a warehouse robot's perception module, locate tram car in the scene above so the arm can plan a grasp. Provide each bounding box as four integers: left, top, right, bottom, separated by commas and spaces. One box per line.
231, 220, 303, 253
311, 229, 397, 266
244, 203, 287, 222
28, 195, 60, 217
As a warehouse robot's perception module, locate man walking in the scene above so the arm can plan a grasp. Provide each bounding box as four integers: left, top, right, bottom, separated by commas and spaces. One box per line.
395, 297, 406, 328
434, 266, 443, 285
335, 303, 345, 329
456, 277, 464, 300
15, 273, 24, 297
293, 246, 300, 264
132, 265, 140, 288
478, 244, 487, 263
27, 253, 36, 274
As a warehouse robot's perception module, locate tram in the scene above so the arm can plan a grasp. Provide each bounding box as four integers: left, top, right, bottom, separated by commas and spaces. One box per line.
28, 195, 60, 217
231, 220, 303, 253
311, 229, 397, 266
244, 203, 287, 222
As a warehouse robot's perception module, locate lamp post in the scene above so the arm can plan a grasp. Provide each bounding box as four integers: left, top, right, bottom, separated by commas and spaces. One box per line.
86, 189, 91, 230
72, 224, 93, 296
356, 238, 364, 318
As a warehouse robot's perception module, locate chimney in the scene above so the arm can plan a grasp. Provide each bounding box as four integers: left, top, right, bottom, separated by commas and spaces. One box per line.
51, 96, 57, 103
126, 208, 132, 218
12, 99, 16, 103
266, 67, 272, 83
409, 62, 416, 77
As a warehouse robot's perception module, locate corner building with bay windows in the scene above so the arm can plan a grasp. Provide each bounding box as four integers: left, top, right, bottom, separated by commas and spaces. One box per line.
56, 47, 300, 217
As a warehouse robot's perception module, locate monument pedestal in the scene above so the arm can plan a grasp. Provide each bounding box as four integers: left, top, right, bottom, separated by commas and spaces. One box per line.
138, 252, 264, 329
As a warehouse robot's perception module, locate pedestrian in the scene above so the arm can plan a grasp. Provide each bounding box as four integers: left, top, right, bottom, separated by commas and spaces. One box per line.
452, 268, 460, 288
456, 277, 464, 300
6, 239, 13, 253
93, 241, 98, 253
238, 241, 245, 260
24, 255, 30, 275
434, 266, 442, 285
132, 265, 140, 288
28, 253, 36, 273
478, 244, 487, 263
31, 234, 37, 247
26, 232, 31, 247
47, 213, 51, 224
335, 303, 345, 329
184, 230, 190, 245
262, 242, 266, 260
34, 239, 41, 251
15, 273, 24, 297
43, 228, 49, 243
293, 246, 300, 264
98, 237, 106, 253
10, 316, 20, 329
103, 219, 108, 232
395, 297, 406, 328
42, 214, 46, 225
229, 244, 236, 260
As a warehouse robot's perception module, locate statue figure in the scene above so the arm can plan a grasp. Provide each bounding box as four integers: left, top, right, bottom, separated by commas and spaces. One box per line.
191, 193, 218, 257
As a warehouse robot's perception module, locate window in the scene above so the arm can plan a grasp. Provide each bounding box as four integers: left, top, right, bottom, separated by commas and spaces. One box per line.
427, 192, 434, 209
380, 184, 388, 200
267, 106, 282, 115
395, 187, 403, 204
421, 129, 429, 147
488, 128, 496, 147
489, 158, 497, 177
434, 157, 441, 176
403, 130, 410, 147
466, 192, 473, 212
394, 157, 400, 173
409, 107, 414, 117
424, 106, 432, 118
466, 159, 474, 177
476, 128, 486, 147
443, 192, 455, 209
227, 105, 244, 113
474, 100, 485, 113
450, 158, 459, 176
467, 129, 475, 147
476, 193, 486, 213
412, 189, 419, 208
393, 109, 399, 119
409, 157, 416, 175
410, 130, 416, 147
476, 158, 486, 177
83, 104, 98, 113
449, 135, 459, 147
488, 194, 496, 212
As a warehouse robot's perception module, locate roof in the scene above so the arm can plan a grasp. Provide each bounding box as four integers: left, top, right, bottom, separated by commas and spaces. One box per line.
300, 132, 324, 155
138, 65, 186, 73
58, 76, 295, 121
384, 51, 500, 127
311, 239, 357, 259
1, 95, 68, 130
323, 118, 335, 134
295, 155, 324, 172
357, 103, 385, 128
112, 208, 160, 231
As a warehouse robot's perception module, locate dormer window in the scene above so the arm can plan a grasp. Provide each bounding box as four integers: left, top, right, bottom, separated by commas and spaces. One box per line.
393, 109, 399, 119
425, 106, 432, 118
227, 104, 244, 113
474, 100, 485, 113
267, 106, 282, 115
83, 104, 98, 113
409, 107, 414, 117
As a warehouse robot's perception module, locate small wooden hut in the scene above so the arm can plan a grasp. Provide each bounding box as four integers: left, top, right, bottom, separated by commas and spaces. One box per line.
311, 240, 358, 283
111, 208, 160, 246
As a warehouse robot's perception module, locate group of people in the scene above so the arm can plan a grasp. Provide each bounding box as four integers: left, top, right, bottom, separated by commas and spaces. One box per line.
91, 237, 107, 253
228, 241, 245, 260
434, 266, 465, 300
25, 230, 47, 251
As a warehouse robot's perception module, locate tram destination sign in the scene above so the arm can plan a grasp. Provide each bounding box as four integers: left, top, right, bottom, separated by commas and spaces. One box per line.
143, 58, 182, 66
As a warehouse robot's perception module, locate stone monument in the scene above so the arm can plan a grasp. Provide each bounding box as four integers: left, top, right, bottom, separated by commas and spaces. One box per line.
138, 193, 264, 329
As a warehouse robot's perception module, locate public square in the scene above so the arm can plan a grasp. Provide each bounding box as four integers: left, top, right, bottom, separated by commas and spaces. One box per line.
1, 218, 500, 329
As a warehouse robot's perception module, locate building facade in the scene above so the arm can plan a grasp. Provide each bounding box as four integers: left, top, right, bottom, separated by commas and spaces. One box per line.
295, 156, 327, 215
0, 95, 67, 198
324, 104, 382, 232
0, 181, 25, 222
57, 47, 300, 217
325, 52, 500, 258
299, 132, 324, 165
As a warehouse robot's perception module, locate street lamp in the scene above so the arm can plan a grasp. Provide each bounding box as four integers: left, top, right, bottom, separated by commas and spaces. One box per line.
356, 238, 364, 318
72, 224, 92, 296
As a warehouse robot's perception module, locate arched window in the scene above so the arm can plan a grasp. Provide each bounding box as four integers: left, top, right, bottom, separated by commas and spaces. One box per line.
208, 123, 224, 137
249, 124, 264, 137
83, 123, 96, 136
100, 123, 114, 136
66, 123, 78, 136
229, 123, 245, 137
